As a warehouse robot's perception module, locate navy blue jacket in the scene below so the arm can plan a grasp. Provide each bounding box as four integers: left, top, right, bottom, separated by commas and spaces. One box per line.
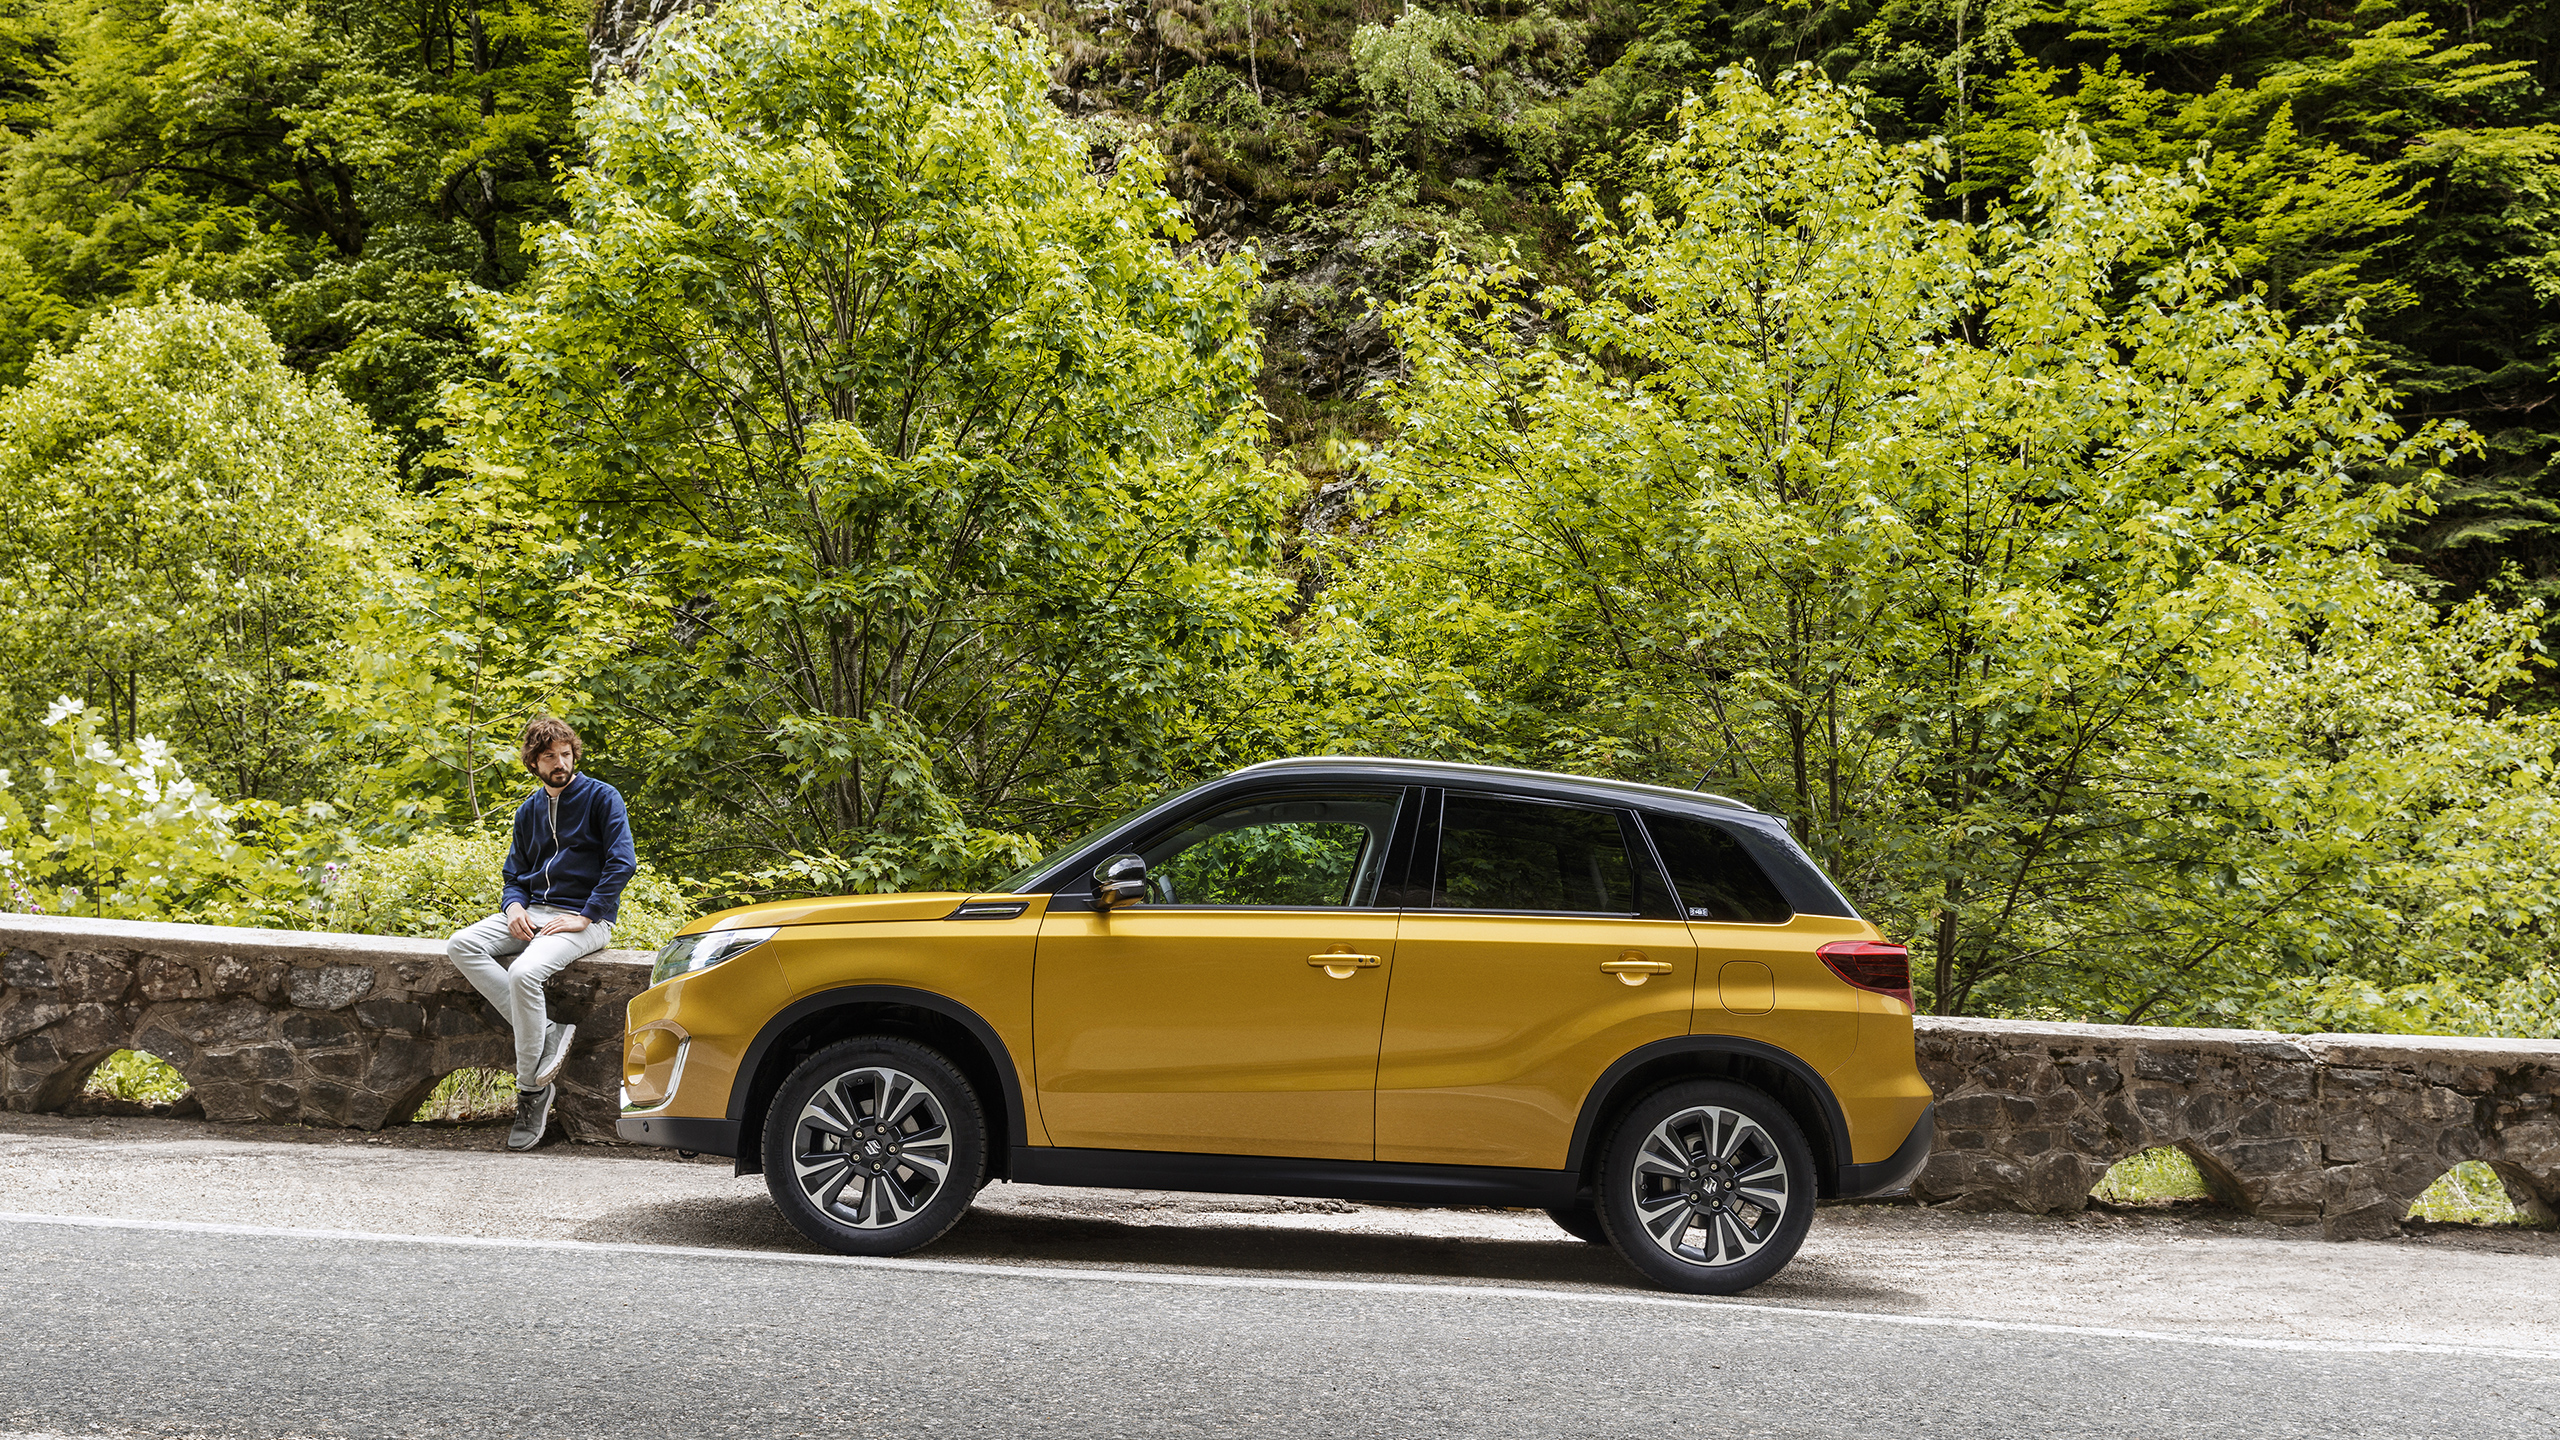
499, 774, 639, 925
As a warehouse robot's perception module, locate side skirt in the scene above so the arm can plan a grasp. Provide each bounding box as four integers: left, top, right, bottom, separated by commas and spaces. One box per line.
1010, 1147, 1581, 1209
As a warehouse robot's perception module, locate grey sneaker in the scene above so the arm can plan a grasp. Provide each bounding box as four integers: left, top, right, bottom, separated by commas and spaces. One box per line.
531, 1020, 578, 1089
507, 1083, 555, 1151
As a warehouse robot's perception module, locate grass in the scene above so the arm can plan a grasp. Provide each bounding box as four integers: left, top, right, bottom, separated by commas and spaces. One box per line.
82, 1049, 517, 1124
2094, 1146, 2545, 1227
83, 1049, 189, 1104
414, 1066, 517, 1123
2091, 1147, 2217, 1204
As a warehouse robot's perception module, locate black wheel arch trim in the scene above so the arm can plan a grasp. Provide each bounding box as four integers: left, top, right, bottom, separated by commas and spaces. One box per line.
725, 985, 1028, 1174
1565, 1035, 1855, 1197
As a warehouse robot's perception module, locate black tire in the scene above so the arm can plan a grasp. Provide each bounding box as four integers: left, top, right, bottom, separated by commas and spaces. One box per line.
1545, 1203, 1611, 1245
1597, 1079, 1816, 1295
763, 1036, 987, 1257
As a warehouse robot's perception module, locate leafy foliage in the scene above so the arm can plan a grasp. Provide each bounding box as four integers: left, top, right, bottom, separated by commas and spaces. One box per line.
445, 0, 1291, 892
324, 827, 693, 952
2236, 967, 2560, 1041
0, 698, 333, 925
83, 1049, 191, 1104
2, 0, 2557, 1038
0, 293, 402, 802
0, 0, 589, 448
1332, 69, 2560, 1019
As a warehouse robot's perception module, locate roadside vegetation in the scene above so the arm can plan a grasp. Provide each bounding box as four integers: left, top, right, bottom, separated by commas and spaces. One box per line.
3, 0, 2557, 1034
2091, 1145, 2549, 1227
84, 1050, 518, 1122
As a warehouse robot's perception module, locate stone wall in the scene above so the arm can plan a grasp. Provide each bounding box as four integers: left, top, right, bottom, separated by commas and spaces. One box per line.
4, 914, 2556, 1234
1912, 1016, 2560, 1238
0, 915, 649, 1142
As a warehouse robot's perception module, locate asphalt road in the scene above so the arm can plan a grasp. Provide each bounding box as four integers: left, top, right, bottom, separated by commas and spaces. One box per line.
2, 1114, 2557, 1438
3, 1214, 2557, 1439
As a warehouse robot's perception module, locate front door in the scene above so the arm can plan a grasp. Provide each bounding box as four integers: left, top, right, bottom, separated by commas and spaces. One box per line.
1376, 790, 1698, 1168
1033, 788, 1407, 1160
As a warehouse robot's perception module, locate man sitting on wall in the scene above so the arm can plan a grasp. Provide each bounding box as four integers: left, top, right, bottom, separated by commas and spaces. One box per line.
446, 717, 638, 1151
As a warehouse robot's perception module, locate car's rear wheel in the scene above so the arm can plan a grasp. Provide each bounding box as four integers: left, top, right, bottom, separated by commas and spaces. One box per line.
764, 1037, 986, 1256
1545, 1203, 1610, 1244
1597, 1079, 1815, 1294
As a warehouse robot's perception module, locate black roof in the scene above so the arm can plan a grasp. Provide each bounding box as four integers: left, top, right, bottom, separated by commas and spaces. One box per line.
1227, 756, 1766, 821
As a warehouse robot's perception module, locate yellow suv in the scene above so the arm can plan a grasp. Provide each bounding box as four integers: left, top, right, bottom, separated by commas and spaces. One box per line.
619, 758, 1934, 1293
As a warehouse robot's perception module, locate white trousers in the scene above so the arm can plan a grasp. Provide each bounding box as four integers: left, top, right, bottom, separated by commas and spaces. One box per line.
446, 906, 612, 1085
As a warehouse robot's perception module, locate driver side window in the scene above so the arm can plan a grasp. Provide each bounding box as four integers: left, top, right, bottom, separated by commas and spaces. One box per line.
1139, 791, 1402, 907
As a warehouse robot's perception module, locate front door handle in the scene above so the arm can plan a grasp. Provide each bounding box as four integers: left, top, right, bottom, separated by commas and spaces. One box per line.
1308, 948, 1383, 979
1601, 952, 1674, 986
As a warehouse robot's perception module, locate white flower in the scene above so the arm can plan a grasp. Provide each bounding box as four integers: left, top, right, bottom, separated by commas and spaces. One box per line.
43, 696, 86, 727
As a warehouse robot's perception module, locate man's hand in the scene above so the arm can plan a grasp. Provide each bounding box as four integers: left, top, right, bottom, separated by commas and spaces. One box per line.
538, 913, 591, 937
505, 904, 535, 942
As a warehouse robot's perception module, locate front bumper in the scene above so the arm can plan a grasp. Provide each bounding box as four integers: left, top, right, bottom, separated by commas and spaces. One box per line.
618, 1114, 742, 1155
1835, 1101, 1933, 1199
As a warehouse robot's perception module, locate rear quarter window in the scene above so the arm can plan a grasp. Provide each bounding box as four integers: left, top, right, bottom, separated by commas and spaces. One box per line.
1642, 813, 1794, 924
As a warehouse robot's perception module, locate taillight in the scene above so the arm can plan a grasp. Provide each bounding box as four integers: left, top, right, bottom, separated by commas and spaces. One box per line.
1817, 940, 1913, 1008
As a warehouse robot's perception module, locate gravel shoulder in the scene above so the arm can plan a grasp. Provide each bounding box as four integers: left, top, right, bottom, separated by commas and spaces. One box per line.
4, 1112, 2554, 1354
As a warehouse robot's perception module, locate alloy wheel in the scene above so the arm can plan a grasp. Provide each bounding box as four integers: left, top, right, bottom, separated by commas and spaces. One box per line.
789, 1065, 955, 1229
1627, 1103, 1792, 1267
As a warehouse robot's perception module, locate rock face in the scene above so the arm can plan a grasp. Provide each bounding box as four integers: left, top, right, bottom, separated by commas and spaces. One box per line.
0, 916, 650, 1142
588, 0, 713, 87
1911, 1017, 2560, 1238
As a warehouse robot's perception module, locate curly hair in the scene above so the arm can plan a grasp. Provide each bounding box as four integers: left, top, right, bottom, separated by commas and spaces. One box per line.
520, 716, 582, 773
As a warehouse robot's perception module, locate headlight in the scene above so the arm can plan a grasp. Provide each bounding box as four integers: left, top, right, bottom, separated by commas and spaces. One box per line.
651, 926, 777, 986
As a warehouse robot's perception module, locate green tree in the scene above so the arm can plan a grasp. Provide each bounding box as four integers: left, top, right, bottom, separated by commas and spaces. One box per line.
443, 0, 1288, 890
0, 0, 587, 446
0, 293, 403, 800
1547, 3, 2560, 686
1331, 68, 2560, 1020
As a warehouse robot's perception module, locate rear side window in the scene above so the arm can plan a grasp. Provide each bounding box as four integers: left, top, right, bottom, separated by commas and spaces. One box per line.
1644, 814, 1793, 924
1432, 793, 1649, 914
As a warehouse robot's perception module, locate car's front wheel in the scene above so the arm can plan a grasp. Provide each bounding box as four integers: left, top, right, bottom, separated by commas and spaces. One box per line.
1597, 1079, 1816, 1294
763, 1037, 986, 1256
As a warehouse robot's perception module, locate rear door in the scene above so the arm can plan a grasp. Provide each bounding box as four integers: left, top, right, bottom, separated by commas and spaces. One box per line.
1375, 789, 1698, 1168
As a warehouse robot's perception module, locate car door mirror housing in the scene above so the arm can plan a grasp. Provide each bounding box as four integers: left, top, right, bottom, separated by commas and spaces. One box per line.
1092, 853, 1149, 911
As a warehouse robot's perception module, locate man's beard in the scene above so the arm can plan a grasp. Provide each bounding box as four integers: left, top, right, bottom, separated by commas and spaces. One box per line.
546, 767, 574, 786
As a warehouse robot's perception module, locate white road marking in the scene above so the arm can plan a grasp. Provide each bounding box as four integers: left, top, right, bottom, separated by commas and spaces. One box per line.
6, 1209, 2555, 1363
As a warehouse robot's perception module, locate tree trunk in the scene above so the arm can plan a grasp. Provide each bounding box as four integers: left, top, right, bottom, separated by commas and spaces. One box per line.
1933, 882, 1962, 1016
589, 0, 719, 87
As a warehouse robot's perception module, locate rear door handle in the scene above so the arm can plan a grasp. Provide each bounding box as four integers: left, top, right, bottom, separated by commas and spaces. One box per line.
1601, 953, 1674, 985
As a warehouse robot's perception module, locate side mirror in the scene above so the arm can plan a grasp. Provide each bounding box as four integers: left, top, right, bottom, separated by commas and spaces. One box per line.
1092, 853, 1149, 911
